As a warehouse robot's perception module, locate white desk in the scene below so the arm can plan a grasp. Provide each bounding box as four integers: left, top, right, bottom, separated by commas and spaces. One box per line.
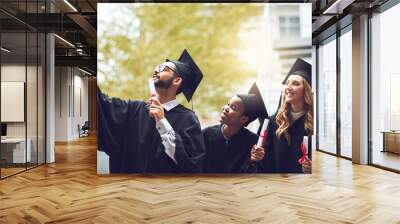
1, 138, 31, 163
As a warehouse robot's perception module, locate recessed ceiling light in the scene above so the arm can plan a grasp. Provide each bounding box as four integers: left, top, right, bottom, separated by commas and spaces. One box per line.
1, 47, 11, 53
63, 0, 78, 12
78, 67, 92, 76
323, 0, 354, 15
54, 34, 75, 48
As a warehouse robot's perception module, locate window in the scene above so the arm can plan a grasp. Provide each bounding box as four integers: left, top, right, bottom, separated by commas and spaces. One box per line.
317, 36, 337, 154
279, 16, 300, 37
339, 28, 352, 158
370, 3, 400, 171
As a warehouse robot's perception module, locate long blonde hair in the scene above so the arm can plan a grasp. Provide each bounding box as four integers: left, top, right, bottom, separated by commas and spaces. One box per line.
275, 77, 313, 144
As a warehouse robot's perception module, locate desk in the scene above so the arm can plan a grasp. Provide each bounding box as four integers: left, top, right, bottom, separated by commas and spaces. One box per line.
1, 138, 31, 163
381, 131, 400, 154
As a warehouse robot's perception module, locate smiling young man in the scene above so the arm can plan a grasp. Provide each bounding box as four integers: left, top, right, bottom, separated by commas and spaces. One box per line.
202, 83, 268, 173
97, 49, 205, 173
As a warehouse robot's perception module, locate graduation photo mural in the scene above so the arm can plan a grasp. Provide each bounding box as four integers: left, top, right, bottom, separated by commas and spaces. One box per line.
97, 3, 313, 174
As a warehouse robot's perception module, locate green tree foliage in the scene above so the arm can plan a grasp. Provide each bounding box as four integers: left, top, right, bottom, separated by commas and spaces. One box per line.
98, 3, 263, 119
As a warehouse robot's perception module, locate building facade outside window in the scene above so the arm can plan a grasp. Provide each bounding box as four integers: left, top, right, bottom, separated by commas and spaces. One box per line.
279, 16, 300, 37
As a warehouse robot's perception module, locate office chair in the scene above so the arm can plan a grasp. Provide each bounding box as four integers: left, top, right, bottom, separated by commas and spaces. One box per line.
79, 121, 90, 138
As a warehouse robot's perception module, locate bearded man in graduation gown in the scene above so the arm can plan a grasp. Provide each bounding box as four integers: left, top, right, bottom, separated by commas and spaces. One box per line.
97, 49, 205, 173
202, 83, 268, 173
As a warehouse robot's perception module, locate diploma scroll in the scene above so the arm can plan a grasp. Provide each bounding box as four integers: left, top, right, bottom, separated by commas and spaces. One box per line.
148, 78, 157, 97
256, 119, 269, 147
298, 136, 309, 164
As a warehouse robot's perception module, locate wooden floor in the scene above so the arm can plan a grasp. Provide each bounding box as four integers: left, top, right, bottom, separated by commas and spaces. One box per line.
1, 135, 400, 223
372, 150, 400, 171
1, 163, 45, 178
1, 167, 26, 178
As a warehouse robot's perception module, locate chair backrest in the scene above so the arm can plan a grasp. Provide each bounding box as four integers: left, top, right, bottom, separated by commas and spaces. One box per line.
82, 121, 90, 129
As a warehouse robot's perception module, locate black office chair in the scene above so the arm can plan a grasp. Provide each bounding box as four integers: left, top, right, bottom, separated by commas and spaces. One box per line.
79, 121, 90, 138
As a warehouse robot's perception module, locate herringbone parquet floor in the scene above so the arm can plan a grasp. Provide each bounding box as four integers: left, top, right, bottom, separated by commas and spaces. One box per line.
1, 134, 400, 223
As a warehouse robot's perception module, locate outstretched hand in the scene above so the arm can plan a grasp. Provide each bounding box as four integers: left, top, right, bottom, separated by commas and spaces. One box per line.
148, 97, 164, 122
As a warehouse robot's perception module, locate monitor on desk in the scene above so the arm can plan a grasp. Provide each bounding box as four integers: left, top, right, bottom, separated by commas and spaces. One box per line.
1, 123, 7, 138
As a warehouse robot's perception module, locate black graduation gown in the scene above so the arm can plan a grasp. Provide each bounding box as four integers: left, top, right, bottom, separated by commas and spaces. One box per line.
97, 90, 205, 173
202, 124, 258, 173
260, 114, 311, 173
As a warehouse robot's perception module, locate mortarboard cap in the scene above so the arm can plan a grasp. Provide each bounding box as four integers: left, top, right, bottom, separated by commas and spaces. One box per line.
281, 58, 311, 86
166, 49, 203, 102
237, 83, 268, 126
275, 58, 312, 116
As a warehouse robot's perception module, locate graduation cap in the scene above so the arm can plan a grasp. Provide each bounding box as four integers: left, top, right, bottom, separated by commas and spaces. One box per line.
237, 83, 268, 127
166, 49, 203, 102
275, 58, 312, 116
281, 58, 311, 86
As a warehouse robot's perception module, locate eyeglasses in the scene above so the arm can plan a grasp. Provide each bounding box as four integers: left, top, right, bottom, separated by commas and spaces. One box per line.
153, 64, 178, 76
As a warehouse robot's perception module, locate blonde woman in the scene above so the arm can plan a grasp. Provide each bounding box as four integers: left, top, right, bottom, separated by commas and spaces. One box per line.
256, 58, 313, 173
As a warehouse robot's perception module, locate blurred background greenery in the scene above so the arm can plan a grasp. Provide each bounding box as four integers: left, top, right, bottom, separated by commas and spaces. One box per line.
98, 3, 265, 125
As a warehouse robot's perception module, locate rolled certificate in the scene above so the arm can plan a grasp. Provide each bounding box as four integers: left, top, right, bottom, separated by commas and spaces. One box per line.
298, 136, 309, 164
303, 136, 309, 154
257, 119, 269, 146
148, 78, 157, 97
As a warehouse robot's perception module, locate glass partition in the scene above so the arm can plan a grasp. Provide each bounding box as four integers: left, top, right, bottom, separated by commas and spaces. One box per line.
38, 32, 45, 165
1, 30, 28, 177
27, 30, 38, 169
0, 1, 46, 179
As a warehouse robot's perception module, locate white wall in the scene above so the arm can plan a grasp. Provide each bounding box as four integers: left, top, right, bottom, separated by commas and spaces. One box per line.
72, 73, 89, 138
55, 67, 69, 141
55, 67, 89, 141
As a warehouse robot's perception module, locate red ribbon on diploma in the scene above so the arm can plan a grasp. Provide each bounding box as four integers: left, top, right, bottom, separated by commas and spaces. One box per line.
298, 142, 308, 164
260, 129, 267, 146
